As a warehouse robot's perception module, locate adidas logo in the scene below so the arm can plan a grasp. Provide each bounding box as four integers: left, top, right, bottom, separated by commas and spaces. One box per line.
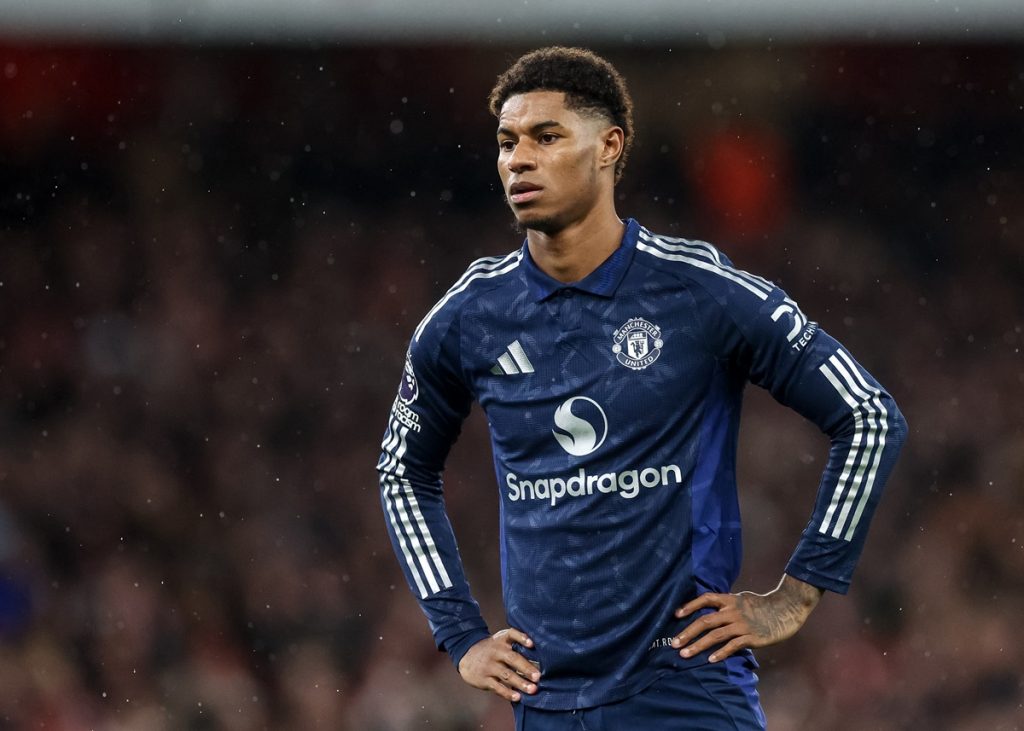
491, 340, 535, 375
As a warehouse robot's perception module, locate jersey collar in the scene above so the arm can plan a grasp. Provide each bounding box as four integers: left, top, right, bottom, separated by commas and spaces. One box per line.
521, 218, 640, 302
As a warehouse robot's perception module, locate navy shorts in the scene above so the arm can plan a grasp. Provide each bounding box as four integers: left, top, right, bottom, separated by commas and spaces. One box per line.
512, 656, 766, 731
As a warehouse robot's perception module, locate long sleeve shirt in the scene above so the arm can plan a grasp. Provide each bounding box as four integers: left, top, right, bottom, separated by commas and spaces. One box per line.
377, 218, 907, 710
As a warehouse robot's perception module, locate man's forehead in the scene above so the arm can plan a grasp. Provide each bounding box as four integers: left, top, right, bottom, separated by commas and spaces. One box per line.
499, 90, 573, 122
498, 90, 575, 127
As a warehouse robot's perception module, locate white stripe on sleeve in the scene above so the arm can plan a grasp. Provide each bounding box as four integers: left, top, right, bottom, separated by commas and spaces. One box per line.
817, 364, 867, 538
414, 251, 522, 342
392, 424, 453, 588
817, 349, 889, 540
380, 420, 429, 596
835, 350, 889, 541
639, 229, 775, 297
636, 240, 770, 301
379, 412, 454, 597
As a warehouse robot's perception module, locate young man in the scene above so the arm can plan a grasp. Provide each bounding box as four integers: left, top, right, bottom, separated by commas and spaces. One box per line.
377, 47, 906, 728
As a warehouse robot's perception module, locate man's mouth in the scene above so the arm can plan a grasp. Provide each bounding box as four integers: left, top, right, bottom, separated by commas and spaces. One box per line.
509, 182, 543, 205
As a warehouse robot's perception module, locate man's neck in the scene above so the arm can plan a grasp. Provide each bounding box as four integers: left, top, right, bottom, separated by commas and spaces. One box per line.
526, 207, 625, 284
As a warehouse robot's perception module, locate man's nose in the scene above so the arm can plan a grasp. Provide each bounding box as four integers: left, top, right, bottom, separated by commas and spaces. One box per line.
507, 142, 536, 173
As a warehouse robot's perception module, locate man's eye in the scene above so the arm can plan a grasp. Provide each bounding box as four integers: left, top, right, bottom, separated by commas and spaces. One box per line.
499, 140, 515, 152
540, 133, 558, 143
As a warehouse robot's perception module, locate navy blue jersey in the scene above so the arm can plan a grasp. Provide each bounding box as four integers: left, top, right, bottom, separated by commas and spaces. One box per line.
377, 219, 906, 710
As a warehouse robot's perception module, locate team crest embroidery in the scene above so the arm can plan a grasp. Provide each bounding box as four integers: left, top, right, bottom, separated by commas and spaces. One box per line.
612, 317, 664, 370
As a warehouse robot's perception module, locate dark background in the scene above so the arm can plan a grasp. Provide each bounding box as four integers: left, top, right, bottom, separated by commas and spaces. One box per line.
0, 40, 1021, 729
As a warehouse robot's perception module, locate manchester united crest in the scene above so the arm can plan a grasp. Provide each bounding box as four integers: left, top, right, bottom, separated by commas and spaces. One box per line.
612, 317, 664, 370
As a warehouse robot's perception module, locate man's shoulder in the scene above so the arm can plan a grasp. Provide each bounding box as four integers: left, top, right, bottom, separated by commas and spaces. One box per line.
633, 227, 775, 304
412, 248, 525, 345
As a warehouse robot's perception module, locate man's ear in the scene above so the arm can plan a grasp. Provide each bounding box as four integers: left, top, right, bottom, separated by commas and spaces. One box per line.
598, 126, 625, 171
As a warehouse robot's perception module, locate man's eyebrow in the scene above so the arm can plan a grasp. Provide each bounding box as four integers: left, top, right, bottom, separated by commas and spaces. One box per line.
496, 120, 562, 137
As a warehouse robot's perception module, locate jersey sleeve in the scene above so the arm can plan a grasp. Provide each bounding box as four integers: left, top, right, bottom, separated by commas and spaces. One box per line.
376, 306, 490, 665
690, 261, 908, 594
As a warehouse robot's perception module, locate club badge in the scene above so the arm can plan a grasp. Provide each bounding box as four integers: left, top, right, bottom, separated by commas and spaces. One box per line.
612, 317, 664, 370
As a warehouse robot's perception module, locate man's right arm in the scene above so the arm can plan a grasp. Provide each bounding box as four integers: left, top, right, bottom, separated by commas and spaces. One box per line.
378, 278, 540, 702
376, 317, 490, 669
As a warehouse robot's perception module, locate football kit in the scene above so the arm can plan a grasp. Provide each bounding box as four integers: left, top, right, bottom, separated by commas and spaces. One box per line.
512, 659, 765, 730
377, 218, 907, 711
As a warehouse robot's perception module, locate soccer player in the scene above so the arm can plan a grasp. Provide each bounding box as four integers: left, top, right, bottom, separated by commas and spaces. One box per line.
377, 47, 906, 729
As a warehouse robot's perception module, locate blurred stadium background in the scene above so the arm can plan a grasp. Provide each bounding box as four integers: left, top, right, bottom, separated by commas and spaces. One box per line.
0, 1, 1022, 729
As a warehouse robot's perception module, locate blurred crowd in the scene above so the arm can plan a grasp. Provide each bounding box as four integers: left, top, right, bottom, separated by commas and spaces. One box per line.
0, 43, 1021, 730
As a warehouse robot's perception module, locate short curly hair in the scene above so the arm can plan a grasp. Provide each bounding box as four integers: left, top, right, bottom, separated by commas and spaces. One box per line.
488, 47, 634, 184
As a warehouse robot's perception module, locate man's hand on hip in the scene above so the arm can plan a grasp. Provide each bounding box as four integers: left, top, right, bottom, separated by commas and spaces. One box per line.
458, 628, 540, 703
671, 574, 824, 663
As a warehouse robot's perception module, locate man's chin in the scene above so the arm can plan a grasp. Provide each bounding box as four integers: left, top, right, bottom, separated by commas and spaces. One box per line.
511, 210, 562, 235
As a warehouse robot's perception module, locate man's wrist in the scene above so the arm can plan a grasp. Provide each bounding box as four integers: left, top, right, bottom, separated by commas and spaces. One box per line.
782, 560, 851, 595
444, 627, 492, 670
779, 574, 824, 610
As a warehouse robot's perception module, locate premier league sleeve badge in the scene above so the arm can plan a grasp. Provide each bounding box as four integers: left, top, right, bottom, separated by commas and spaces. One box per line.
399, 352, 420, 404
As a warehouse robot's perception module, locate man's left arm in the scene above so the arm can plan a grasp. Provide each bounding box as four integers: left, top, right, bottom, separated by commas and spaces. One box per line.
674, 279, 908, 661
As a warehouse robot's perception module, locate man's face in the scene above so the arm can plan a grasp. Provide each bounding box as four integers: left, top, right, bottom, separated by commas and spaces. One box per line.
496, 91, 613, 234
